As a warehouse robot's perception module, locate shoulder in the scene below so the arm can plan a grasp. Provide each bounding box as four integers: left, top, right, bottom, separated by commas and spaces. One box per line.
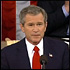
1, 38, 25, 54
44, 37, 68, 49
43, 37, 69, 56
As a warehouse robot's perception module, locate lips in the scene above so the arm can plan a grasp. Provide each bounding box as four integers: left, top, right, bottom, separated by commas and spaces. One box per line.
32, 34, 40, 36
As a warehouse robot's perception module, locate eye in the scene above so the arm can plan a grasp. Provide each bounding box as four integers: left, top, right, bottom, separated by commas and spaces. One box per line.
28, 23, 34, 26
37, 23, 43, 26
38, 24, 42, 25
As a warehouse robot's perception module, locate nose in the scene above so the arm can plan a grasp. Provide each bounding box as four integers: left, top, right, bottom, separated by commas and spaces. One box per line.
33, 25, 39, 32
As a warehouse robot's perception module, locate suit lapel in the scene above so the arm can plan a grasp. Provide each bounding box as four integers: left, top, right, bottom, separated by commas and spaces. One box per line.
16, 38, 31, 69
43, 37, 50, 58
43, 37, 55, 69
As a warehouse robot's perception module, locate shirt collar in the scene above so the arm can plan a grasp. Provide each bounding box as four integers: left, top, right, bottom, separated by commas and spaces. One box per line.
37, 38, 43, 53
25, 38, 43, 54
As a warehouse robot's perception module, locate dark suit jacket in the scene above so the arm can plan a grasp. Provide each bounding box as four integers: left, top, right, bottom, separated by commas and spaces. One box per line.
1, 37, 69, 69
37, 1, 69, 38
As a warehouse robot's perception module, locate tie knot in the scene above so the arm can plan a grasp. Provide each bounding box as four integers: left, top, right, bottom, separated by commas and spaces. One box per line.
33, 46, 39, 52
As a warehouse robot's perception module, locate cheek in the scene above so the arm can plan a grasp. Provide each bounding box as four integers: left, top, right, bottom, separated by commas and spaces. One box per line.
24, 28, 31, 35
44, 26, 47, 32
42, 27, 46, 32
23, 27, 29, 32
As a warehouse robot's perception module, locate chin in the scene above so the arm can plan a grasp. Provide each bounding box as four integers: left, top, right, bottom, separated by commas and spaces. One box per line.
32, 39, 41, 43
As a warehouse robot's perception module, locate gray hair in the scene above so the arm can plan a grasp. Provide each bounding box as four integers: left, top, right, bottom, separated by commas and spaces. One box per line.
19, 5, 48, 26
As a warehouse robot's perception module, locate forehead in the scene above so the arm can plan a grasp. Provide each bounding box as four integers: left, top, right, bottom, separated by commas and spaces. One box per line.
25, 13, 44, 22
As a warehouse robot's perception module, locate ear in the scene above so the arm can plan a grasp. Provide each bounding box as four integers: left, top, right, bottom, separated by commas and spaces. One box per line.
20, 23, 25, 32
44, 22, 47, 32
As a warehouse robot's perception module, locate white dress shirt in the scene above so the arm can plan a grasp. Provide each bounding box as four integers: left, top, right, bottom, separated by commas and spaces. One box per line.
25, 38, 43, 69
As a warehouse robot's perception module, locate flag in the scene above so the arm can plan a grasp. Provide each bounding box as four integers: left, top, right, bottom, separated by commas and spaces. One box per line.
2, 1, 38, 41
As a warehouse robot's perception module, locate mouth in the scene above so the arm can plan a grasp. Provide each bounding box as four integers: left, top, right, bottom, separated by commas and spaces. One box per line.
32, 34, 40, 36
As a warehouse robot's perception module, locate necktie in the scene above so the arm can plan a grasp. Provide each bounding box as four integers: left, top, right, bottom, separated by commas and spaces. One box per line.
32, 46, 41, 69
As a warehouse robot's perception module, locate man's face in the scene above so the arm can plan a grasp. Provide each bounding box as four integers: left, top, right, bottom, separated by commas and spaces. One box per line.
20, 13, 47, 45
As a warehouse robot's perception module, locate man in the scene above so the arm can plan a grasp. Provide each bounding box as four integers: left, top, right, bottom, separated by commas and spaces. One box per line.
1, 5, 69, 69
37, 1, 69, 38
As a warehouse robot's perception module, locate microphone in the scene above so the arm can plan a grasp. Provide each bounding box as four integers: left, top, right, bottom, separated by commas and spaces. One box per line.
40, 55, 48, 69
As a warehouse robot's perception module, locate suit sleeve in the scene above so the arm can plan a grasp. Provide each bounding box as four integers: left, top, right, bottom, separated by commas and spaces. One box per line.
37, 1, 67, 34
